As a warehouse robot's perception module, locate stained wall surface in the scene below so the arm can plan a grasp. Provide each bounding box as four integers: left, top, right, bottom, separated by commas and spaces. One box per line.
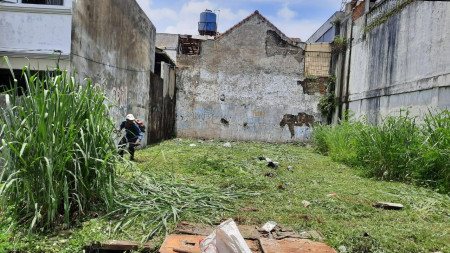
70, 0, 156, 145
347, 1, 450, 123
176, 14, 324, 142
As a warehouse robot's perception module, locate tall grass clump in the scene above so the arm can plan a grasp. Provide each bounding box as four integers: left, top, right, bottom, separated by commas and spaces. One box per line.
354, 112, 422, 180
416, 110, 450, 192
312, 110, 450, 193
312, 120, 360, 164
0, 58, 118, 231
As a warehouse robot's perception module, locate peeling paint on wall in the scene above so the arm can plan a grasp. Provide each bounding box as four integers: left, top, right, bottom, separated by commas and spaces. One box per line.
265, 30, 303, 63
298, 77, 328, 95
280, 113, 315, 138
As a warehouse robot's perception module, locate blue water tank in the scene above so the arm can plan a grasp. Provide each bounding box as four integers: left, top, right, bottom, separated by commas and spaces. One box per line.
198, 9, 217, 36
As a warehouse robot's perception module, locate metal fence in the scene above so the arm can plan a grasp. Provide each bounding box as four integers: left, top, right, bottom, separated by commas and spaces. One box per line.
304, 51, 332, 77
366, 0, 411, 26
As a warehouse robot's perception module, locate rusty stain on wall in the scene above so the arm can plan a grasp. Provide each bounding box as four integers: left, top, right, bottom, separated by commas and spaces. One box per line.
280, 113, 315, 138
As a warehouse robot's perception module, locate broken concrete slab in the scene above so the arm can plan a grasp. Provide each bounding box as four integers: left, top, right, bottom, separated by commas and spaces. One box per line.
159, 235, 261, 253
174, 222, 262, 240
159, 234, 203, 253
262, 221, 277, 232
259, 238, 337, 253
372, 202, 404, 210
174, 222, 315, 242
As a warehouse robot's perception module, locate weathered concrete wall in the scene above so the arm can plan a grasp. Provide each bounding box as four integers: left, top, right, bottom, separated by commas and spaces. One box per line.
347, 1, 450, 123
176, 13, 323, 142
149, 70, 176, 143
70, 0, 155, 145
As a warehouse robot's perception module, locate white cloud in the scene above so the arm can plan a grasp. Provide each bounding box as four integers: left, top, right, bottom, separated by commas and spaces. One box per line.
277, 4, 297, 21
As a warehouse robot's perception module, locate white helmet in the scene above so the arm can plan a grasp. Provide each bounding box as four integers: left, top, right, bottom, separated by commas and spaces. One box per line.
126, 114, 135, 121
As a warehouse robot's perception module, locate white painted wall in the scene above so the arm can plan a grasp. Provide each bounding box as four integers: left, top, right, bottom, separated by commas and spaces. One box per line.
346, 1, 450, 122
0, 1, 72, 70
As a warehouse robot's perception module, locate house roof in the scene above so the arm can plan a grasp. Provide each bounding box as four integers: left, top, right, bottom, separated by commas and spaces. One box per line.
215, 10, 301, 44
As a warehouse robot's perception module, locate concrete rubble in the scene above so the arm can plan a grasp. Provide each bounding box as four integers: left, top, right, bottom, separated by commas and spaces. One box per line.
158, 221, 337, 253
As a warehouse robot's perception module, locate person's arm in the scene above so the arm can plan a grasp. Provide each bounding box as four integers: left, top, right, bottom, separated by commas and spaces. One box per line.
136, 128, 143, 144
114, 121, 125, 133
119, 121, 125, 130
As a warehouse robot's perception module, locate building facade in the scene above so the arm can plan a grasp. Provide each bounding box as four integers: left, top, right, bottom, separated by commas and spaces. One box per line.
176, 11, 323, 142
0, 0, 72, 80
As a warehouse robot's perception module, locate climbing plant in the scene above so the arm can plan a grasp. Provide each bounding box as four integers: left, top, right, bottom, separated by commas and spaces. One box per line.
318, 76, 337, 124
363, 0, 415, 35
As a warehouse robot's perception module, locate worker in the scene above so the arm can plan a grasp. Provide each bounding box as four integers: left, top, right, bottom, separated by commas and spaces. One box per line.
116, 114, 143, 161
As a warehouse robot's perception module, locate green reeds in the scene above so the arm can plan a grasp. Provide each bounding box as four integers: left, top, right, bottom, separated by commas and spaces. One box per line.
0, 57, 118, 231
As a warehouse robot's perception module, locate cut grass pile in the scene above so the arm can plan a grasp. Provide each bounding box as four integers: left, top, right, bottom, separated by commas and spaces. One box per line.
108, 172, 256, 242
0, 139, 449, 252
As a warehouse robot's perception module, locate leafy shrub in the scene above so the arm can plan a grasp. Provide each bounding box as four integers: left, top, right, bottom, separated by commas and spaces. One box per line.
0, 58, 119, 231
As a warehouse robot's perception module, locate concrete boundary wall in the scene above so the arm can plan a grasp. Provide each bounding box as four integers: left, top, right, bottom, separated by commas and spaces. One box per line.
70, 0, 156, 145
347, 0, 450, 122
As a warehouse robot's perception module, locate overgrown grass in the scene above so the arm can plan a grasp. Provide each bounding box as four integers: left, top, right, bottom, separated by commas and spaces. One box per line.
0, 139, 448, 252
312, 110, 450, 193
0, 58, 118, 231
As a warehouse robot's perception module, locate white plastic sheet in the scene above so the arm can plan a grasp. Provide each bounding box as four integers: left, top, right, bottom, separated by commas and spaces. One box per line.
200, 219, 252, 253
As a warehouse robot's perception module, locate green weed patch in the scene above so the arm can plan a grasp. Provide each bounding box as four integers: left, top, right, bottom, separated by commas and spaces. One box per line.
312, 110, 450, 193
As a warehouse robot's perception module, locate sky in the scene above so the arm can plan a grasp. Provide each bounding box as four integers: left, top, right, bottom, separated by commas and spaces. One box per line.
136, 0, 342, 41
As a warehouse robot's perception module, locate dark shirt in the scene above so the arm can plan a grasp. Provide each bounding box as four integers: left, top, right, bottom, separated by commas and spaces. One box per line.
119, 120, 143, 142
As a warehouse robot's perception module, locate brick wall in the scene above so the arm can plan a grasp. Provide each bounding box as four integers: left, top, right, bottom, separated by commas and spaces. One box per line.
353, 2, 366, 21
